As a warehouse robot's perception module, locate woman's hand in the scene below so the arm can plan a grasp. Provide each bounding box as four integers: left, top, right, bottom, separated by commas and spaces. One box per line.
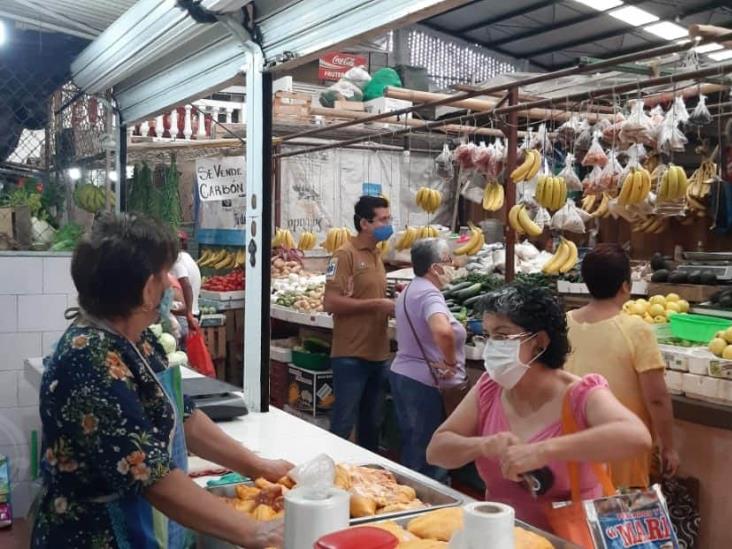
257, 458, 295, 482
479, 432, 520, 459
249, 518, 284, 548
499, 441, 550, 482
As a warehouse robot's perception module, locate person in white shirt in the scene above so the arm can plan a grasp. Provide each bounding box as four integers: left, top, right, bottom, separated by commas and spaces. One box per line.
171, 231, 201, 339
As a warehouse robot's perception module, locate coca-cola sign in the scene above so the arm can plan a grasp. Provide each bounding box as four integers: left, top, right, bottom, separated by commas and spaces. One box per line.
319, 52, 367, 81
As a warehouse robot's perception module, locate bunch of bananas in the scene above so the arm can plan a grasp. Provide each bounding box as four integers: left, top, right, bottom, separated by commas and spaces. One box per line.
377, 240, 390, 258
508, 204, 543, 237
632, 216, 668, 234
297, 231, 317, 251
395, 225, 439, 251
272, 227, 296, 249
482, 181, 505, 211
416, 187, 442, 214
686, 160, 716, 216
74, 183, 115, 213
454, 225, 485, 256
657, 164, 688, 202
534, 175, 567, 211
510, 149, 541, 183
542, 238, 578, 275
197, 248, 245, 269
322, 227, 353, 253
617, 168, 652, 206
581, 193, 611, 219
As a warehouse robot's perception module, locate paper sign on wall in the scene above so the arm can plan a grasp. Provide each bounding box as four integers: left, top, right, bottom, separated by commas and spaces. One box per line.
196, 156, 246, 202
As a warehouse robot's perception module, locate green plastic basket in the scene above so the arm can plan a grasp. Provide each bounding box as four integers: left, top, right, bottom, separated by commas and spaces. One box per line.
669, 313, 732, 343
291, 349, 330, 371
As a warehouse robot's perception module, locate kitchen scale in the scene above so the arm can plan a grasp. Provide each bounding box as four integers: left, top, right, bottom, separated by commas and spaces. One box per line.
182, 377, 249, 421
676, 252, 732, 282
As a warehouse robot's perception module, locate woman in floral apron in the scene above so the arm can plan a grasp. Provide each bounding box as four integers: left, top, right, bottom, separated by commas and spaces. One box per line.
31, 213, 292, 549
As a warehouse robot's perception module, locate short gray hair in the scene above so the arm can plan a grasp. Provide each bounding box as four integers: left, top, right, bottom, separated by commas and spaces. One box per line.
411, 238, 450, 277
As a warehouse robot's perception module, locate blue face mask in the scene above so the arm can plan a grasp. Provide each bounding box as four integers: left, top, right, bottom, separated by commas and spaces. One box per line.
373, 224, 394, 242
159, 287, 174, 318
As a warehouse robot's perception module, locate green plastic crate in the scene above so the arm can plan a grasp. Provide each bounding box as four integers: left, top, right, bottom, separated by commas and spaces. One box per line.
669, 313, 732, 343
291, 349, 330, 371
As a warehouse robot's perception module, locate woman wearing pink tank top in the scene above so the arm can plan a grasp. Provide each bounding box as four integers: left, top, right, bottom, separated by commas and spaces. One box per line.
427, 283, 651, 532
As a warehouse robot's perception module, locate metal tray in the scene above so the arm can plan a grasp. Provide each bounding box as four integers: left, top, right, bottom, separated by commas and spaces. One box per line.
377, 511, 583, 549
204, 463, 463, 526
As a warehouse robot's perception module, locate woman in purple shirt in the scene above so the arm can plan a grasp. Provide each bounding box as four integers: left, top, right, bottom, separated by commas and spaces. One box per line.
390, 238, 467, 481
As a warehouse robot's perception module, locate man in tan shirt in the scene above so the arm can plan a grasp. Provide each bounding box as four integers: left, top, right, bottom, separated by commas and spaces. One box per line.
323, 195, 395, 451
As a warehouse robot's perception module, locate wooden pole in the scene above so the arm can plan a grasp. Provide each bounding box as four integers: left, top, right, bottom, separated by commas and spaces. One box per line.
503, 88, 519, 282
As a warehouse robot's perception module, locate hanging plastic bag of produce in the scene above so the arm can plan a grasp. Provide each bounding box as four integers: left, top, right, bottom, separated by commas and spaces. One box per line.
598, 150, 623, 190
551, 200, 586, 233
574, 118, 594, 152
559, 153, 582, 191
688, 94, 713, 127
658, 117, 688, 154
557, 113, 581, 145
434, 143, 455, 181
536, 123, 553, 155
453, 141, 477, 171
472, 141, 493, 175
582, 133, 609, 167
620, 99, 652, 144
582, 165, 604, 194
602, 112, 625, 144
672, 95, 690, 125
533, 205, 552, 231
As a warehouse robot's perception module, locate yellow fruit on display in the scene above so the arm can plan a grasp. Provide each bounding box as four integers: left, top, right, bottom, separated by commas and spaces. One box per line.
649, 304, 666, 317
709, 338, 727, 357
666, 310, 678, 319
643, 315, 655, 324
724, 327, 732, 344
665, 302, 681, 313
649, 295, 666, 307
623, 301, 635, 313
677, 300, 689, 313
654, 315, 668, 324
666, 293, 680, 302
724, 345, 732, 360
631, 303, 647, 316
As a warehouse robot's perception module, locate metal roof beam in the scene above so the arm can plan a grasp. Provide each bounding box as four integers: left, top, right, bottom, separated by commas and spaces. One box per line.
486, 0, 649, 48
452, 0, 557, 35
519, 1, 731, 59
0, 9, 96, 39
8, 0, 102, 35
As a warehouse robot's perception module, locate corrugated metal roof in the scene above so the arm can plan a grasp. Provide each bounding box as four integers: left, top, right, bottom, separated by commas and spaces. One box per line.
0, 0, 136, 39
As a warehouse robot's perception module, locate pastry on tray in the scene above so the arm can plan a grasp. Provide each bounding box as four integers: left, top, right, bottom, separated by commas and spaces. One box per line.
357, 520, 417, 542
407, 507, 464, 541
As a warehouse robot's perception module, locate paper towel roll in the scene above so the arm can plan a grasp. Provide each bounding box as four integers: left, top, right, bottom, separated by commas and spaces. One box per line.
461, 501, 515, 549
284, 486, 350, 549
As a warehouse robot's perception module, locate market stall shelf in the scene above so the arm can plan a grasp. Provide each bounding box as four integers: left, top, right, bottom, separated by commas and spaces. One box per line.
270, 304, 334, 329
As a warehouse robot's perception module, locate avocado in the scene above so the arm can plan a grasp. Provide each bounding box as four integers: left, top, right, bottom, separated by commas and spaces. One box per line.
651, 269, 670, 283
651, 253, 669, 272
700, 271, 718, 285
668, 271, 689, 284
687, 270, 703, 284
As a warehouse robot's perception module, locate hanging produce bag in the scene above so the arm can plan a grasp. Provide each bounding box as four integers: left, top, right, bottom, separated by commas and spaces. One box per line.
688, 95, 712, 127
582, 133, 609, 167
433, 143, 454, 181
186, 329, 216, 377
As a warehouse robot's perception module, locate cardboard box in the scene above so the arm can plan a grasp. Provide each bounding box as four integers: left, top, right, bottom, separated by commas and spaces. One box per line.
287, 364, 334, 416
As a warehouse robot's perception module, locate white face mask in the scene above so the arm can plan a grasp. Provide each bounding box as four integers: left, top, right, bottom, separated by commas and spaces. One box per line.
482, 333, 542, 390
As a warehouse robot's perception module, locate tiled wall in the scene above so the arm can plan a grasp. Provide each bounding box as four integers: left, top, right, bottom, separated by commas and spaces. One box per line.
0, 253, 74, 517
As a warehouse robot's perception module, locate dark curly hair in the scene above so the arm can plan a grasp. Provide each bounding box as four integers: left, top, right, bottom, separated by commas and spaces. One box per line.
478, 283, 570, 369
72, 212, 179, 319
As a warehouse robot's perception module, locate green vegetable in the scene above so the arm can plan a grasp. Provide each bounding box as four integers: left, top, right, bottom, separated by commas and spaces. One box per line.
158, 333, 177, 354
453, 283, 483, 300
159, 155, 182, 228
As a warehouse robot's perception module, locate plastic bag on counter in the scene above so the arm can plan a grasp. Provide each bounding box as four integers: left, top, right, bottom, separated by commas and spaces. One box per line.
658, 117, 688, 154
559, 153, 582, 191
551, 200, 585, 233
582, 133, 609, 167
599, 150, 623, 190
472, 141, 493, 175
515, 239, 541, 261
688, 94, 712, 127
585, 485, 679, 549
453, 142, 477, 171
289, 453, 336, 497
574, 118, 594, 152
434, 143, 454, 181
619, 99, 652, 144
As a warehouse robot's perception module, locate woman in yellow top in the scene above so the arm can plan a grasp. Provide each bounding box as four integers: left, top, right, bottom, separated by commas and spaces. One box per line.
565, 243, 679, 489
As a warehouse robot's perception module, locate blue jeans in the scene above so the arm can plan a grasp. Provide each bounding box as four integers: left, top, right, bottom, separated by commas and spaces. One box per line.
389, 371, 448, 482
330, 357, 387, 452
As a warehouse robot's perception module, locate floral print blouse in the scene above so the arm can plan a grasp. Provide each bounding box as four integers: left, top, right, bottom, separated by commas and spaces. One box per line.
31, 324, 194, 548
